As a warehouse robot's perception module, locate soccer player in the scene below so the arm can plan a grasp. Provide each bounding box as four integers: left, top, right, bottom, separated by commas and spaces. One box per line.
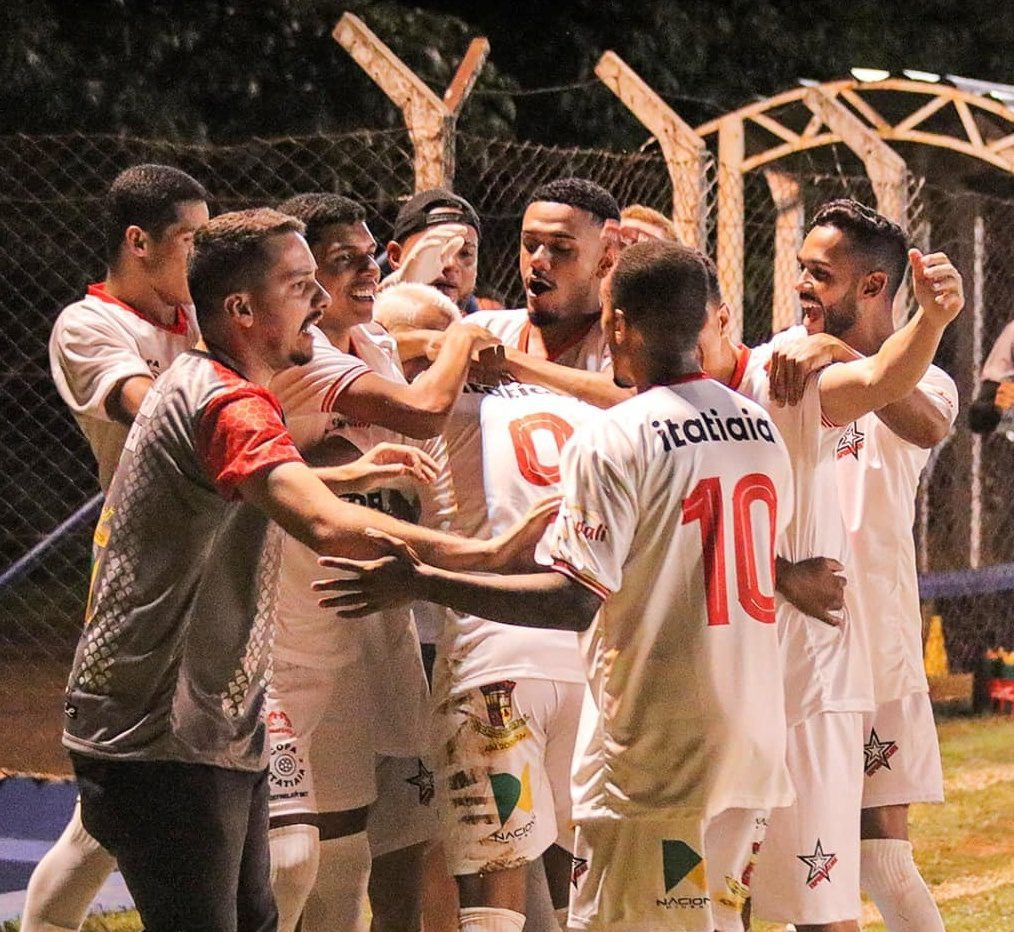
314, 240, 798, 932
766, 199, 958, 931
31, 163, 209, 932
60, 208, 553, 930
383, 188, 482, 313
695, 225, 963, 931
264, 193, 490, 931
618, 203, 680, 244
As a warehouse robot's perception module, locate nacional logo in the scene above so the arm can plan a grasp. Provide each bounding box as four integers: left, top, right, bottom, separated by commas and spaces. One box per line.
836, 422, 866, 460
145, 357, 161, 375
489, 764, 536, 842
797, 839, 838, 888
475, 680, 530, 749
571, 855, 589, 888
864, 728, 899, 776
405, 758, 435, 806
656, 840, 709, 910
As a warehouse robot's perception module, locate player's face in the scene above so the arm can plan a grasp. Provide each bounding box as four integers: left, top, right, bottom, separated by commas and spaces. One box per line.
520, 202, 609, 326
251, 232, 329, 370
146, 200, 210, 306
401, 222, 479, 309
796, 225, 863, 338
311, 222, 380, 329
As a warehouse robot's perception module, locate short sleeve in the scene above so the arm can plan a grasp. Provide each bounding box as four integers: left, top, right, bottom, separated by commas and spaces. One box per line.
269, 329, 371, 418
49, 312, 152, 421
548, 423, 638, 600
196, 388, 303, 500
919, 366, 959, 428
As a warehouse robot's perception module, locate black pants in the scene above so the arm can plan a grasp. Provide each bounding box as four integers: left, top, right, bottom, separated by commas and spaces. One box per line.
72, 754, 277, 932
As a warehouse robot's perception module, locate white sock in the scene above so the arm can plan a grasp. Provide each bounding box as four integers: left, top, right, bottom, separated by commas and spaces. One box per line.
554, 905, 571, 930
458, 906, 527, 931
21, 801, 116, 932
860, 838, 944, 932
269, 823, 320, 932
301, 831, 371, 932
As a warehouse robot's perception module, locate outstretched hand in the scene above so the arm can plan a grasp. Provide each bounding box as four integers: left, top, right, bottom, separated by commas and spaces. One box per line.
768, 334, 856, 407
388, 224, 470, 288
486, 496, 562, 573
334, 442, 439, 493
909, 248, 963, 325
314, 528, 423, 617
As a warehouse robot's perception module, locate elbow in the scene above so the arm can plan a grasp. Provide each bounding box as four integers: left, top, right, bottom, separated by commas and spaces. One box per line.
401, 411, 447, 440
915, 421, 951, 449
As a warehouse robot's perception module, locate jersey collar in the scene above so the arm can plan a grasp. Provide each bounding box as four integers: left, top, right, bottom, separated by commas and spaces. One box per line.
518, 314, 600, 363
728, 344, 750, 391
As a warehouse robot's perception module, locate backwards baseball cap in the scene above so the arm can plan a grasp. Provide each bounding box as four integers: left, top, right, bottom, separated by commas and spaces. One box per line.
391, 188, 481, 243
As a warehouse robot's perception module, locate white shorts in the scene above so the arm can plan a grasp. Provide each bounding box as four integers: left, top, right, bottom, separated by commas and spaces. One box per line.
568, 808, 768, 931
267, 660, 376, 817
435, 677, 583, 875
751, 711, 864, 925
862, 692, 944, 808
367, 755, 439, 858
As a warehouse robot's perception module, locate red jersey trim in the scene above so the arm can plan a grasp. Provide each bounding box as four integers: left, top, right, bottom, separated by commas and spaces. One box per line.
320, 365, 371, 413
518, 315, 600, 363
728, 344, 751, 391
551, 559, 611, 602
87, 283, 190, 336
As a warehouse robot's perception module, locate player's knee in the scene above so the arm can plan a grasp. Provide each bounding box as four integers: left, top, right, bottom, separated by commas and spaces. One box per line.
269, 822, 320, 922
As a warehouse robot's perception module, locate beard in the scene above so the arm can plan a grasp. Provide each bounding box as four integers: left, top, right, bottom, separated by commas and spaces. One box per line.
527, 308, 558, 328
821, 297, 859, 337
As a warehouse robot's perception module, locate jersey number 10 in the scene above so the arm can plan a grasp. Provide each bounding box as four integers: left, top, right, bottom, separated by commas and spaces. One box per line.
682, 474, 778, 626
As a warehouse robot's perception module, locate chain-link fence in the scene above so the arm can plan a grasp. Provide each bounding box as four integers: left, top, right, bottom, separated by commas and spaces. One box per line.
2, 129, 1013, 772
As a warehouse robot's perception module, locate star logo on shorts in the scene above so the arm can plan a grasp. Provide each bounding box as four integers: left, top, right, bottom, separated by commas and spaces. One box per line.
797, 839, 838, 887
406, 759, 435, 806
571, 855, 589, 888
836, 422, 865, 460
864, 728, 899, 776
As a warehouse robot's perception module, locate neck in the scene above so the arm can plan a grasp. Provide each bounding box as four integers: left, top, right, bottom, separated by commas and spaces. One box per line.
104, 267, 178, 327
319, 317, 352, 353
637, 350, 703, 392
197, 335, 276, 387
532, 311, 597, 358
839, 307, 894, 356
710, 337, 741, 386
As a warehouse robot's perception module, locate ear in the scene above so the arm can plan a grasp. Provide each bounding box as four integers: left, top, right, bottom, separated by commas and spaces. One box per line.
386, 241, 403, 270
611, 307, 628, 345
862, 270, 888, 300
595, 236, 616, 279
716, 302, 732, 339
124, 225, 148, 257
223, 293, 254, 329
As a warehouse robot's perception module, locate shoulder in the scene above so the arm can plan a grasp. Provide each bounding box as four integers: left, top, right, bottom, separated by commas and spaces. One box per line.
466, 308, 527, 341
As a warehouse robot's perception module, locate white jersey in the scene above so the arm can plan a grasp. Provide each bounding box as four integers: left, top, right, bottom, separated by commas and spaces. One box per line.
836, 364, 957, 703
49, 283, 199, 491
735, 333, 875, 725
549, 375, 795, 822
269, 326, 452, 755
440, 308, 609, 695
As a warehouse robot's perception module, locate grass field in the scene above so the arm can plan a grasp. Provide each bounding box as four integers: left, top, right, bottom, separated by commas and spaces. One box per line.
5, 706, 1012, 931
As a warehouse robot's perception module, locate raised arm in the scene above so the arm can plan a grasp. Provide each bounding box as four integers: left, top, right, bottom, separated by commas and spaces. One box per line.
502, 347, 633, 408
335, 321, 497, 439
818, 250, 963, 427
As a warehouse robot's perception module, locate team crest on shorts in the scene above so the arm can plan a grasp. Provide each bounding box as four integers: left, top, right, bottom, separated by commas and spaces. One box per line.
864, 727, 899, 775
656, 841, 709, 909
489, 764, 536, 842
474, 680, 529, 749
269, 741, 307, 799
797, 839, 838, 887
836, 423, 865, 460
571, 855, 589, 888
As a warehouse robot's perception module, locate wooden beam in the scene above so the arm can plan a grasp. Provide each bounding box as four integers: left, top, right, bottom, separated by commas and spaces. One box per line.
803, 87, 909, 223
765, 170, 804, 333
718, 116, 745, 340
841, 88, 890, 132
595, 51, 707, 248
444, 37, 490, 116
895, 93, 949, 133
750, 112, 800, 145
954, 98, 984, 150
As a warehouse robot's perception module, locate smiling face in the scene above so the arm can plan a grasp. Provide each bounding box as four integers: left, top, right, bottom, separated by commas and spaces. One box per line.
520, 201, 609, 326
796, 224, 867, 338
249, 231, 329, 370
311, 221, 380, 329
144, 199, 210, 306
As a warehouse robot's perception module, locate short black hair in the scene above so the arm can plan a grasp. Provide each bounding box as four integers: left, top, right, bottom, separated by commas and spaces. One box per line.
103, 164, 208, 265
610, 241, 708, 351
808, 198, 909, 298
277, 193, 366, 250
188, 208, 305, 330
527, 177, 620, 224
701, 255, 722, 306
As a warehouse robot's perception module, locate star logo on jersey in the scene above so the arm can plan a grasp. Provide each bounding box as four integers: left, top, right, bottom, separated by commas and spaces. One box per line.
797, 839, 838, 887
405, 758, 435, 805
571, 855, 589, 888
864, 728, 899, 776
836, 422, 865, 460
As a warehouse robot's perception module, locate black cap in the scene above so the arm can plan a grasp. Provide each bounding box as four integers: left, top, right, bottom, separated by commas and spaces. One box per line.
391, 188, 481, 243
